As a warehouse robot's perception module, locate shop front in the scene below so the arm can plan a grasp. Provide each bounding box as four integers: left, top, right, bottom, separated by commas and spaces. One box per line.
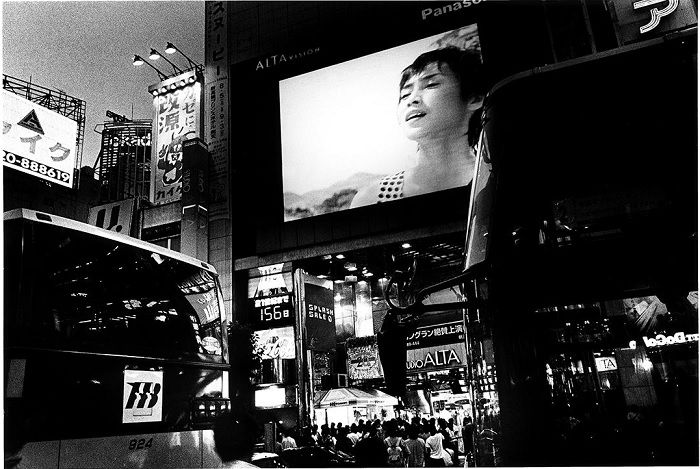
313, 388, 399, 427
243, 231, 475, 431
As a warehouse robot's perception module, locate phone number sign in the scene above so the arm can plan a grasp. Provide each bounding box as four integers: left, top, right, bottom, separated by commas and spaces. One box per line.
2, 90, 78, 188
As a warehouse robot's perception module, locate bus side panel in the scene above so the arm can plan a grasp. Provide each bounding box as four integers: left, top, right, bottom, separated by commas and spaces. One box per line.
202, 429, 225, 468
57, 431, 206, 468
16, 441, 60, 469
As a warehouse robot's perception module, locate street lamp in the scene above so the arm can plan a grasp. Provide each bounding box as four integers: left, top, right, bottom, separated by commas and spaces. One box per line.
164, 42, 202, 73
132, 55, 168, 80
148, 48, 184, 75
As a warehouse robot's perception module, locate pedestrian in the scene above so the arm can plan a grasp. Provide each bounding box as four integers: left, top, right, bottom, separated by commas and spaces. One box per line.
280, 428, 297, 450
337, 426, 353, 454
213, 410, 259, 468
347, 423, 360, 447
438, 418, 457, 466
354, 425, 388, 467
418, 423, 431, 442
321, 425, 337, 449
311, 424, 320, 446
384, 420, 408, 467
462, 417, 474, 461
404, 425, 426, 467
425, 426, 448, 467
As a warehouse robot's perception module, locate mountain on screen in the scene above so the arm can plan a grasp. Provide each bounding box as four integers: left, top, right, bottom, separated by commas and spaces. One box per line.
283, 172, 380, 221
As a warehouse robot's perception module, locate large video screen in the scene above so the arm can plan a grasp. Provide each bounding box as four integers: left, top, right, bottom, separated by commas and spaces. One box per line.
280, 25, 481, 222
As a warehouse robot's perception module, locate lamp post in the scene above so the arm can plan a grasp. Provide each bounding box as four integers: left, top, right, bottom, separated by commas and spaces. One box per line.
132, 55, 168, 81
164, 42, 203, 74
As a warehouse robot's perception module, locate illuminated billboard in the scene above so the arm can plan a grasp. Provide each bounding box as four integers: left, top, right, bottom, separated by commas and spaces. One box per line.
2, 90, 78, 188
150, 70, 202, 205
280, 24, 481, 221
255, 326, 296, 360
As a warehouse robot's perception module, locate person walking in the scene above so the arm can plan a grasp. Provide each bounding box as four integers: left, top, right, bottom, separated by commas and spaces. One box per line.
280, 428, 297, 450
425, 426, 448, 467
384, 420, 408, 467
404, 425, 426, 467
354, 425, 388, 467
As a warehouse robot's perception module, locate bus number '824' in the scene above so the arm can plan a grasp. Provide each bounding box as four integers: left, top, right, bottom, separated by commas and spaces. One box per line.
128, 438, 153, 450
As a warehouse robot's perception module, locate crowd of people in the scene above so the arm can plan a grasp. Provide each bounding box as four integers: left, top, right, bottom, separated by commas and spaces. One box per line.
279, 416, 475, 467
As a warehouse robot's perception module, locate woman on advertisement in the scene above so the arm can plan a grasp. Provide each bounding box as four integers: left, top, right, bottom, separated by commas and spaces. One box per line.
350, 46, 485, 208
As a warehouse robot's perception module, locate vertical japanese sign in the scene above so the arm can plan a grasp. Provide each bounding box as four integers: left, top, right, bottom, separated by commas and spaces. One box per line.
304, 282, 336, 352
205, 1, 231, 221
151, 73, 202, 205
2, 90, 78, 188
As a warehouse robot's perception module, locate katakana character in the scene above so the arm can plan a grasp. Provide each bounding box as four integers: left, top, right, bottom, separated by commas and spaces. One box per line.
634, 0, 679, 34
20, 134, 42, 154
49, 142, 71, 161
184, 101, 197, 114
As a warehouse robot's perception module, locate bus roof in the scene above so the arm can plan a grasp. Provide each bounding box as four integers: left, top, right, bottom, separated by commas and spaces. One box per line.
4, 208, 218, 275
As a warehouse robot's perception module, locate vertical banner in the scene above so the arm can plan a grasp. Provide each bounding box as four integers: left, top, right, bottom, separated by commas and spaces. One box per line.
204, 1, 231, 221
304, 282, 336, 352
346, 336, 384, 380
150, 72, 202, 205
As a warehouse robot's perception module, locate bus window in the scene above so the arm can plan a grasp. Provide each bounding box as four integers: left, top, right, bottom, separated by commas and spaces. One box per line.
7, 221, 224, 362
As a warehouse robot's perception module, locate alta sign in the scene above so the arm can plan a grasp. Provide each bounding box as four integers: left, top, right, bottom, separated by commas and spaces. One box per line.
407, 349, 462, 370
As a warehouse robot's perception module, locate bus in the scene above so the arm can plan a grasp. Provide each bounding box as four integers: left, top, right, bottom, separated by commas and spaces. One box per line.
385, 27, 697, 466
4, 208, 230, 468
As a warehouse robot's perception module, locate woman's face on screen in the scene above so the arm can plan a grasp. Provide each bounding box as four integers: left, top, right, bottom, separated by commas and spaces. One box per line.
397, 62, 470, 142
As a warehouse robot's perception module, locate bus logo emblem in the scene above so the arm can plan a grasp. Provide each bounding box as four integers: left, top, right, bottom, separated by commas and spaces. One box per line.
125, 382, 162, 415
122, 370, 164, 423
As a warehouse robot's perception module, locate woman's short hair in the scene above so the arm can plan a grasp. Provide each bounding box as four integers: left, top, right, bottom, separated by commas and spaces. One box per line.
400, 46, 486, 147
399, 46, 485, 104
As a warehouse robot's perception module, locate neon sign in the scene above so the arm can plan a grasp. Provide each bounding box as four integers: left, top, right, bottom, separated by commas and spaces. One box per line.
642, 331, 699, 347
633, 0, 679, 34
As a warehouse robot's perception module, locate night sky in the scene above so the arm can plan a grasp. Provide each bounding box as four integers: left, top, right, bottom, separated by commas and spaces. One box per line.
3, 1, 205, 169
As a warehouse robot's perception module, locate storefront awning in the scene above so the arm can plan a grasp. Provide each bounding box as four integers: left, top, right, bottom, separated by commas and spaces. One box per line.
314, 387, 398, 408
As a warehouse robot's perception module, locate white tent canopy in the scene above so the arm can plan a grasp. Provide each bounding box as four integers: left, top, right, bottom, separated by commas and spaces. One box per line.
313, 387, 398, 408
